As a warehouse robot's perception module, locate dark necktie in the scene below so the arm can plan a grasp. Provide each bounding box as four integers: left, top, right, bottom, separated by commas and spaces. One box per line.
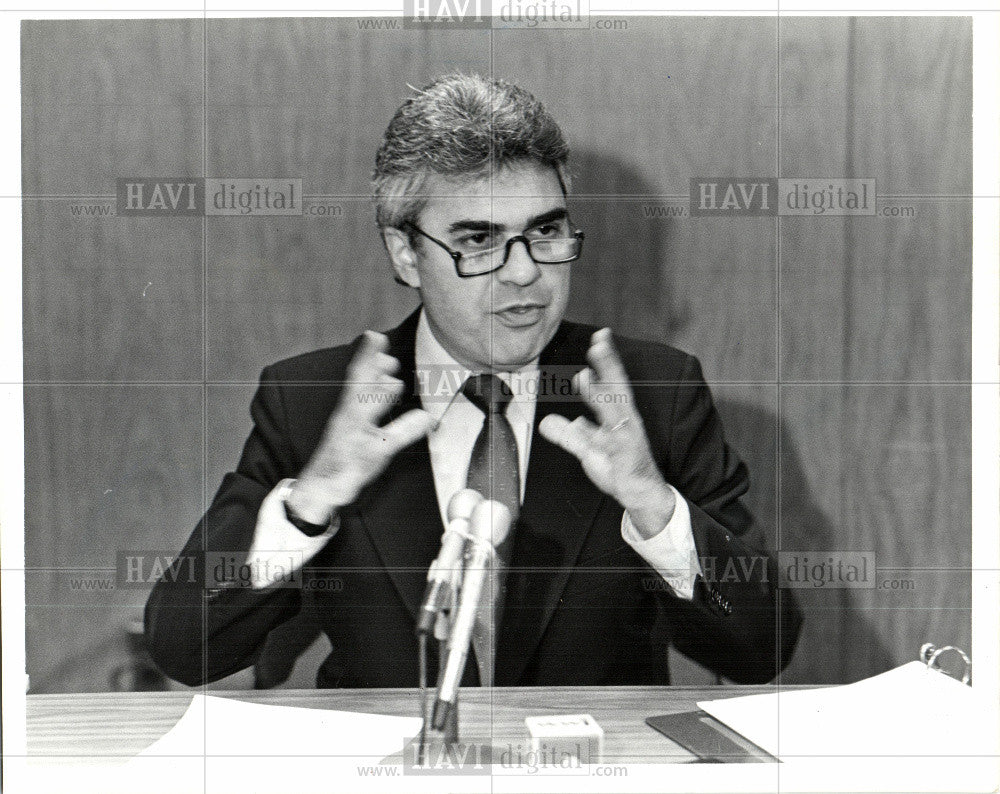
462, 374, 520, 686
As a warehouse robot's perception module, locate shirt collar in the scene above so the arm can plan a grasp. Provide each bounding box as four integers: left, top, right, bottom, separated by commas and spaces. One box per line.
415, 308, 539, 421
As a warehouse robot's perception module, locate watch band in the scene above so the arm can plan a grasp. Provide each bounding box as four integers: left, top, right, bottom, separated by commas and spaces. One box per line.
277, 480, 332, 537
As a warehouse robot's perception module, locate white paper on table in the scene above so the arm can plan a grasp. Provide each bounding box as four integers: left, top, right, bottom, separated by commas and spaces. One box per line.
23, 697, 423, 794
698, 661, 995, 762
136, 693, 423, 759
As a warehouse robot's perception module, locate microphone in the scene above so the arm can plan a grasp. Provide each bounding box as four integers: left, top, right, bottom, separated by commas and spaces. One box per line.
416, 489, 483, 636
432, 499, 513, 730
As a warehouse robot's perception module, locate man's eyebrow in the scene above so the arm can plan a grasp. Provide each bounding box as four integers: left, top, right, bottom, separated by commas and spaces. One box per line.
446, 218, 500, 234
524, 207, 568, 228
445, 207, 568, 235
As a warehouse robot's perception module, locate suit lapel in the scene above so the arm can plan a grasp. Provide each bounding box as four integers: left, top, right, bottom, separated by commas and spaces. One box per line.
356, 309, 445, 626
495, 322, 606, 685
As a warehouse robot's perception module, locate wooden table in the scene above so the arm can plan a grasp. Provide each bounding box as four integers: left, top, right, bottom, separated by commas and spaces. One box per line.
27, 686, 781, 765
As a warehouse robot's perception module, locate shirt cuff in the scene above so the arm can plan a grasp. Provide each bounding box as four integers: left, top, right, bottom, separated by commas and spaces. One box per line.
243, 479, 338, 590
621, 484, 701, 601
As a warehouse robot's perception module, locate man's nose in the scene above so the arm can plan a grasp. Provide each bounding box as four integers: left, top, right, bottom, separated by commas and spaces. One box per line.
497, 238, 541, 286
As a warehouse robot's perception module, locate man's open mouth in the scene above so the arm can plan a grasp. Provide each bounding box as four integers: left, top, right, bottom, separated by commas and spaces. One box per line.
494, 304, 546, 327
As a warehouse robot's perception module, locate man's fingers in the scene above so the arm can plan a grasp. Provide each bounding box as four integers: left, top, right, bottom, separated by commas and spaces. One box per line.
585, 328, 635, 424
539, 414, 578, 455
538, 414, 598, 461
357, 375, 405, 424
380, 408, 435, 454
351, 330, 388, 369
374, 351, 400, 375
575, 364, 629, 427
345, 330, 389, 385
587, 328, 630, 386
342, 332, 399, 419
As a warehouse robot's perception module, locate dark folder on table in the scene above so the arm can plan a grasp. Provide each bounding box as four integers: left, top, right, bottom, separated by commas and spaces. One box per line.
645, 711, 776, 763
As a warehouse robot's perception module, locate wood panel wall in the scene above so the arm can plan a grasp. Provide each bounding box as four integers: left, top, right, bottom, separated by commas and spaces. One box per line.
21, 16, 972, 691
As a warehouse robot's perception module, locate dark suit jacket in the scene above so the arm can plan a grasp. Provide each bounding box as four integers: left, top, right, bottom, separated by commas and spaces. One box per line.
145, 309, 801, 688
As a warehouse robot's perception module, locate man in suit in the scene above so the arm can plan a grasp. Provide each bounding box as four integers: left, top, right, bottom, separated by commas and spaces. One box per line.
145, 74, 801, 689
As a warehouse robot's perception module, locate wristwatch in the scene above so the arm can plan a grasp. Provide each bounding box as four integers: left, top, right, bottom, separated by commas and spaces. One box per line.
277, 479, 333, 537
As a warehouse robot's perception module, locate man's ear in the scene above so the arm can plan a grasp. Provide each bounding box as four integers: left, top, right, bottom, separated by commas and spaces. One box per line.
382, 227, 421, 288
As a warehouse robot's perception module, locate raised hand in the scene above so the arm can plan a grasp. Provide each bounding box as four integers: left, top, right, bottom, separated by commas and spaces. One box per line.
538, 328, 676, 538
286, 330, 435, 523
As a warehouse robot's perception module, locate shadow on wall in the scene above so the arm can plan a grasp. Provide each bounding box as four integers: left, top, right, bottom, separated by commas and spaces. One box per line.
716, 398, 896, 684
569, 147, 895, 683
563, 148, 692, 345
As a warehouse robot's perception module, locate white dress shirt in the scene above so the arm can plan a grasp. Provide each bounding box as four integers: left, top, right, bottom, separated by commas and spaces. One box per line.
415, 311, 699, 600
247, 310, 701, 599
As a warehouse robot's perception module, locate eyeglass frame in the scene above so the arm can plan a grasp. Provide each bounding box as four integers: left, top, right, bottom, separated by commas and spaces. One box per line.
403, 219, 585, 278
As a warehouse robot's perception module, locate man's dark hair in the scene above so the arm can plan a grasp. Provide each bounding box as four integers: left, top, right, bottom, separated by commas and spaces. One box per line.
372, 73, 571, 232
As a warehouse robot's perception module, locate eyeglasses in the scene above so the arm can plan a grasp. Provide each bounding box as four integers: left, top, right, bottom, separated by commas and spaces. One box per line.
405, 220, 585, 278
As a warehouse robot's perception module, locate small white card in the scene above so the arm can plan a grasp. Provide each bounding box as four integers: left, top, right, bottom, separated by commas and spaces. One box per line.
524, 713, 604, 763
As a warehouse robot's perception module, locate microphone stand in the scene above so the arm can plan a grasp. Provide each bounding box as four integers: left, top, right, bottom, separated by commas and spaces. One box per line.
417, 590, 459, 765
415, 488, 482, 763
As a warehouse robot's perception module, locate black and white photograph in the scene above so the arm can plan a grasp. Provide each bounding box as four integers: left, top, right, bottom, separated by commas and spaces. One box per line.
2, 3, 998, 792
